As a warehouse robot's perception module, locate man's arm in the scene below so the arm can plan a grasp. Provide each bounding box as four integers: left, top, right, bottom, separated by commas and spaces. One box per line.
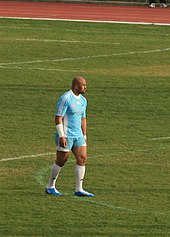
55, 115, 67, 148
81, 117, 87, 140
55, 115, 63, 126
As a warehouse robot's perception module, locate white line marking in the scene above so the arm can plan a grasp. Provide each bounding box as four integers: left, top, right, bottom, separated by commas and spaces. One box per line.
0, 152, 55, 162
10, 38, 120, 45
0, 66, 85, 72
0, 48, 170, 67
75, 197, 139, 213
0, 16, 170, 26
74, 197, 165, 215
0, 148, 160, 162
148, 136, 170, 141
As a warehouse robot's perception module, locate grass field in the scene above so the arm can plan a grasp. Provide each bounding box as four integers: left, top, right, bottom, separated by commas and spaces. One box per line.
0, 18, 170, 236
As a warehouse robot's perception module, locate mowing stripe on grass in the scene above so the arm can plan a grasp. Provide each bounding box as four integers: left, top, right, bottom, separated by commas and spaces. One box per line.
0, 48, 170, 67
1, 25, 169, 36
1, 16, 170, 26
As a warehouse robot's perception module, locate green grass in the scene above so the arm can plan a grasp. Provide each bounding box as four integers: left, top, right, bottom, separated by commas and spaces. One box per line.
0, 18, 170, 236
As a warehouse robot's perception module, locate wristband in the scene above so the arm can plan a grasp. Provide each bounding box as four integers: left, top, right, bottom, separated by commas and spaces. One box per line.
84, 135, 87, 140
56, 124, 65, 138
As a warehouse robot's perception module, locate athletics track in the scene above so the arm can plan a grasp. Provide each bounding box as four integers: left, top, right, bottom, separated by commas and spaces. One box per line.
0, 1, 170, 25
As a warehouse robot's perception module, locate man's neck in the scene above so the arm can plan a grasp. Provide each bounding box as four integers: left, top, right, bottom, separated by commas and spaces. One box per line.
71, 89, 80, 97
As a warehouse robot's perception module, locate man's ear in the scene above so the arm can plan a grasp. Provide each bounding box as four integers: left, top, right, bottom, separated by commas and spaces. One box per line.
75, 84, 79, 89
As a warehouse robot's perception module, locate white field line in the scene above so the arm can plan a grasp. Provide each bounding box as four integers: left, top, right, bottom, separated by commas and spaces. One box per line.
0, 143, 168, 162
9, 38, 120, 45
148, 136, 170, 141
0, 16, 170, 26
0, 147, 161, 162
0, 66, 85, 72
74, 197, 165, 215
0, 48, 170, 67
0, 152, 55, 162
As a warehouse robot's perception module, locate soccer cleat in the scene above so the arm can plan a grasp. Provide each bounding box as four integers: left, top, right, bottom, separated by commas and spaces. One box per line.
74, 190, 94, 197
149, 3, 156, 7
45, 187, 62, 196
160, 3, 167, 7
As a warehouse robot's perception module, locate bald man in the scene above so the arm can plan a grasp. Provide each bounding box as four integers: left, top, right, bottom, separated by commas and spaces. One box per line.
46, 77, 94, 197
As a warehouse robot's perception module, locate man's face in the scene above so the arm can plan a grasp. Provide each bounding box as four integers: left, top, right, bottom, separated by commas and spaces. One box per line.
76, 79, 87, 94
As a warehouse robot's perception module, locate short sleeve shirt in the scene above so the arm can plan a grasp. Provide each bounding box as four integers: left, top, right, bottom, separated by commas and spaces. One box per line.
56, 90, 87, 138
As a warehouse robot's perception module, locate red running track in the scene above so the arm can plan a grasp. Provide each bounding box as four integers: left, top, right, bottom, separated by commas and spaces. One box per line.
0, 1, 170, 25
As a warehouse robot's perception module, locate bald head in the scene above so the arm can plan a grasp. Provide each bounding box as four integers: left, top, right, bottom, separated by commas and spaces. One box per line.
72, 76, 86, 87
71, 76, 87, 96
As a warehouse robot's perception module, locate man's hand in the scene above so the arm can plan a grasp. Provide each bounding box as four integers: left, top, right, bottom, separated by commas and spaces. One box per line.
59, 137, 67, 148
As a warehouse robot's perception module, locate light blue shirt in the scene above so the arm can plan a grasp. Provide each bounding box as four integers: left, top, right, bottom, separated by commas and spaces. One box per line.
56, 90, 87, 138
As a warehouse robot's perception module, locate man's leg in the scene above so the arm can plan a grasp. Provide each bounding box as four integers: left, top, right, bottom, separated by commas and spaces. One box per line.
72, 146, 94, 197
47, 163, 61, 189
75, 164, 85, 192
46, 151, 70, 195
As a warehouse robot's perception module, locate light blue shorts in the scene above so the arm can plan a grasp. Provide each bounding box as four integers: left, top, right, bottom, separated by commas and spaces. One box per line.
55, 134, 86, 152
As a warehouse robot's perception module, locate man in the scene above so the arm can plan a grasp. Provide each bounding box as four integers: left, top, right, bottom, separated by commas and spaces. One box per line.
45, 76, 94, 197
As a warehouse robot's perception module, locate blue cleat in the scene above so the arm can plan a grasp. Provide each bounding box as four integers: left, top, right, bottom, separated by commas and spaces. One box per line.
45, 187, 62, 196
74, 190, 94, 197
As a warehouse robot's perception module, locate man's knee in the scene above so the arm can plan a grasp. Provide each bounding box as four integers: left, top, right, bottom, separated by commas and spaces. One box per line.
55, 159, 66, 167
56, 151, 69, 167
76, 155, 87, 165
